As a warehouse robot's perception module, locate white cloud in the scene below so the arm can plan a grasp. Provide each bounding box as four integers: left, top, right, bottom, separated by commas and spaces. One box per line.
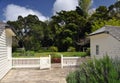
3, 4, 48, 21
91, 0, 94, 4
53, 0, 78, 14
88, 8, 96, 15
88, 0, 96, 15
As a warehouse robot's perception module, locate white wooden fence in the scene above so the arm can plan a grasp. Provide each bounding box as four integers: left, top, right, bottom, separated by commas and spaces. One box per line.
12, 58, 40, 68
61, 55, 90, 68
12, 55, 51, 69
12, 55, 90, 69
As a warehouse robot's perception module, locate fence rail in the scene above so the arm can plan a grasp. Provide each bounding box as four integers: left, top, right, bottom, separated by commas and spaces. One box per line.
12, 58, 40, 68
12, 55, 51, 69
61, 55, 90, 68
12, 55, 90, 69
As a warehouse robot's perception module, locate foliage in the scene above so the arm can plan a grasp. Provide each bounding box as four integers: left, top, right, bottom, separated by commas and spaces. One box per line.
66, 56, 120, 83
91, 18, 120, 32
61, 52, 87, 57
86, 48, 90, 56
12, 36, 19, 52
67, 46, 76, 52
79, 0, 92, 13
108, 1, 120, 19
112, 56, 120, 79
49, 46, 58, 52
50, 10, 90, 51
25, 51, 35, 56
89, 1, 120, 32
90, 6, 108, 21
8, 15, 50, 51
51, 53, 61, 63
66, 71, 78, 83
13, 51, 87, 63
12, 52, 87, 57
38, 49, 51, 52
13, 51, 35, 57
51, 53, 61, 58
15, 48, 25, 53
8, 1, 120, 52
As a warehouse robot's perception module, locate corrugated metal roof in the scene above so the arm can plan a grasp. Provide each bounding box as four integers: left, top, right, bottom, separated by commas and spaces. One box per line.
90, 25, 120, 41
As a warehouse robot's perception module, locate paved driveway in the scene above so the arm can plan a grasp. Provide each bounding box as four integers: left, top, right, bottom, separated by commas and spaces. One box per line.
0, 64, 77, 83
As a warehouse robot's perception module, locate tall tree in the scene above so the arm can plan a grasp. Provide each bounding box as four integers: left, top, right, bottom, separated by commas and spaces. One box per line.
78, 0, 92, 17
50, 11, 90, 51
8, 15, 49, 51
108, 1, 120, 19
90, 6, 108, 21
91, 18, 120, 32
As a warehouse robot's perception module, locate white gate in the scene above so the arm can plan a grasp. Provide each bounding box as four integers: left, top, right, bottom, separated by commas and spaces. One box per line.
40, 55, 51, 69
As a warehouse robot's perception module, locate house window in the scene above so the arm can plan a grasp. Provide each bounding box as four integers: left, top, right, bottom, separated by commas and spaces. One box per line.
96, 45, 99, 55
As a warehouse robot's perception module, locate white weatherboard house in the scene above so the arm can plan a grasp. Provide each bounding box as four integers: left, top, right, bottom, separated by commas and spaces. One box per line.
0, 22, 15, 80
90, 25, 120, 58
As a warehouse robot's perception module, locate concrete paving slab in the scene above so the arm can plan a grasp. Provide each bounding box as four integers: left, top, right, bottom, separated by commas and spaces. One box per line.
0, 64, 77, 83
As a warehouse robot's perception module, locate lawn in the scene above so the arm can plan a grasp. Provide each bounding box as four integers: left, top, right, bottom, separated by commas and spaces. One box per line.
12, 52, 87, 58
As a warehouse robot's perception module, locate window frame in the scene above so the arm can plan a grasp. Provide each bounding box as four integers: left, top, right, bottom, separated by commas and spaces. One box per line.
96, 45, 99, 55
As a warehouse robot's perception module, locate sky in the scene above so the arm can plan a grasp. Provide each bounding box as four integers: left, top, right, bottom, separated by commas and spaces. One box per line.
0, 0, 116, 22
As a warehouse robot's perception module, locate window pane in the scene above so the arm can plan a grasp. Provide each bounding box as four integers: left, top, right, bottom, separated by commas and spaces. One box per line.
96, 45, 99, 55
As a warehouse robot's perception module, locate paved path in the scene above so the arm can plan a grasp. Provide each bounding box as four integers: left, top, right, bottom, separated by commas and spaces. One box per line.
0, 64, 77, 83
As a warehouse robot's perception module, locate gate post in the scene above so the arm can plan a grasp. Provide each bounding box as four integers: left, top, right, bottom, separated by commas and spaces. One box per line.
49, 55, 51, 70
61, 55, 63, 68
39, 57, 41, 69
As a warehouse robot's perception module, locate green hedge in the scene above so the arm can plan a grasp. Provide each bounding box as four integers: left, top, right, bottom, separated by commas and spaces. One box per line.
48, 46, 58, 52
67, 46, 76, 52
13, 51, 35, 57
13, 52, 87, 58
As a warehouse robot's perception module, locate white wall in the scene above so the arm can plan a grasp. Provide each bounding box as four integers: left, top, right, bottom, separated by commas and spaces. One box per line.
6, 33, 12, 69
90, 33, 120, 59
0, 30, 12, 80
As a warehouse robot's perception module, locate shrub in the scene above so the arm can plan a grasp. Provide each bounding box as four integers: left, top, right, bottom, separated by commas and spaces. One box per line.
38, 49, 51, 52
66, 71, 78, 83
67, 46, 76, 52
38, 47, 51, 52
25, 51, 35, 56
51, 54, 61, 58
51, 53, 61, 63
86, 48, 90, 56
13, 51, 35, 57
73, 52, 87, 57
49, 46, 58, 52
112, 56, 120, 79
12, 53, 20, 57
16, 48, 25, 53
66, 56, 120, 83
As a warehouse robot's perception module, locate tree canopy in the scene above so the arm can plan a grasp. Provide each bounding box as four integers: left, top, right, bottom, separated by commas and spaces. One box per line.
8, 1, 120, 52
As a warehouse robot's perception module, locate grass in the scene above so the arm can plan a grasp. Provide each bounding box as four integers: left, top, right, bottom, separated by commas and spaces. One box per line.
12, 52, 87, 58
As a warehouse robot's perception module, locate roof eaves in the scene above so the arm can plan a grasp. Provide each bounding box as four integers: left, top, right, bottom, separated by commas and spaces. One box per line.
89, 31, 108, 36
5, 25, 16, 35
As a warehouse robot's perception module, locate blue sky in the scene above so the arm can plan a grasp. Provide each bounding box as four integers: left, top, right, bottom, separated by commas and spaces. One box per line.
0, 0, 116, 22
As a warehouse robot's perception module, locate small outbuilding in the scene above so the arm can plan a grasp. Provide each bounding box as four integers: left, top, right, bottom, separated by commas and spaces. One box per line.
90, 25, 120, 58
0, 22, 15, 80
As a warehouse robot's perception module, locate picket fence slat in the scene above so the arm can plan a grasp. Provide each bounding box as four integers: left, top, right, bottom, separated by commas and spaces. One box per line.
61, 55, 84, 68
12, 55, 51, 69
